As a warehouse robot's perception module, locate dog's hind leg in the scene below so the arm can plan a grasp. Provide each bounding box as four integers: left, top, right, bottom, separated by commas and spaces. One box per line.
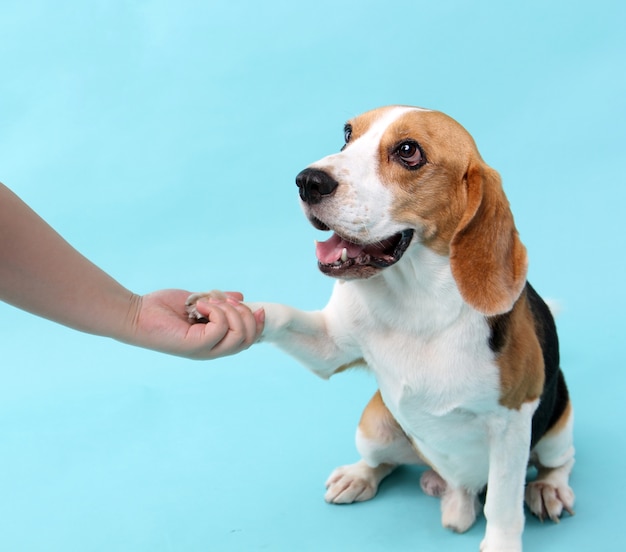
325, 390, 425, 504
441, 486, 480, 533
526, 401, 575, 522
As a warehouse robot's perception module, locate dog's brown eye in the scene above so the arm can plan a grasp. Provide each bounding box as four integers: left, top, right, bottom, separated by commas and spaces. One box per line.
396, 141, 423, 168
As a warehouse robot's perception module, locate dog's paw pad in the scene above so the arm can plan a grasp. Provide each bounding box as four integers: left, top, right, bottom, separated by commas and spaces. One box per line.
525, 480, 575, 522
324, 464, 379, 504
420, 469, 447, 497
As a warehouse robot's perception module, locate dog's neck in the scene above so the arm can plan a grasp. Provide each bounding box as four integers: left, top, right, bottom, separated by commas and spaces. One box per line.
338, 243, 475, 334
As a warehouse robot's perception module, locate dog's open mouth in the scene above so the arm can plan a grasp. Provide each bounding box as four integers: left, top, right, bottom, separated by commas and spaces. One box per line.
314, 229, 414, 279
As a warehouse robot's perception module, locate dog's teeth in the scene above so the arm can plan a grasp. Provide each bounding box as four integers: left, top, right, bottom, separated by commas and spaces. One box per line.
341, 248, 348, 263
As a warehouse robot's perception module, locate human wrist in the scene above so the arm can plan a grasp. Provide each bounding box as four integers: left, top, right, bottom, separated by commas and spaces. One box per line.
112, 291, 144, 346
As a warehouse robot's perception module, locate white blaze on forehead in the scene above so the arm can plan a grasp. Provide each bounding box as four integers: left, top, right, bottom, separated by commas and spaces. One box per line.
312, 105, 429, 167
358, 105, 430, 139
308, 106, 429, 242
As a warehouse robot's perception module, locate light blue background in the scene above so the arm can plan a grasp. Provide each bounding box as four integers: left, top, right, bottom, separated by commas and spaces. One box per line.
1, 1, 624, 551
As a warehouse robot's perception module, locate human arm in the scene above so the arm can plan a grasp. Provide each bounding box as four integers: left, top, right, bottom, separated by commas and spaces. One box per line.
0, 183, 263, 359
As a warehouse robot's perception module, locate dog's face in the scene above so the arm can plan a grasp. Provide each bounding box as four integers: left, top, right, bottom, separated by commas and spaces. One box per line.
296, 105, 528, 315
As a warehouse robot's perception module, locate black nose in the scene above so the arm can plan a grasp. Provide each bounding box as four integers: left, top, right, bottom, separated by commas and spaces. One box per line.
295, 168, 339, 204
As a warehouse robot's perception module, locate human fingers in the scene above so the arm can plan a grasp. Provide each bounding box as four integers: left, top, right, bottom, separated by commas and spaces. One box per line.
192, 293, 239, 320
187, 298, 230, 344
190, 298, 259, 358
207, 299, 260, 356
218, 296, 265, 344
192, 293, 259, 332
224, 291, 244, 302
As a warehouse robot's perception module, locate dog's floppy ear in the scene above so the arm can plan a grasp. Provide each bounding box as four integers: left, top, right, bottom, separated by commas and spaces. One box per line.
450, 161, 528, 316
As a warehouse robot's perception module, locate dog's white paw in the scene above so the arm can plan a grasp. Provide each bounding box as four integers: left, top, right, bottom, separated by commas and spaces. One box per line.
324, 461, 388, 504
525, 479, 575, 522
420, 469, 447, 497
441, 487, 478, 534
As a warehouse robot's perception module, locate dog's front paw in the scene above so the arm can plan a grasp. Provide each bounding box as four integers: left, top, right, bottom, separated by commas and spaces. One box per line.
325, 461, 391, 504
525, 479, 575, 522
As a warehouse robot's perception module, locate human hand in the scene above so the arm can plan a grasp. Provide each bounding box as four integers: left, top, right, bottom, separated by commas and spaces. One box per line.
126, 289, 264, 359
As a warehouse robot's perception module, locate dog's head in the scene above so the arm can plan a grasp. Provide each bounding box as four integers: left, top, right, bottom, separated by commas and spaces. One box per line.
296, 105, 528, 316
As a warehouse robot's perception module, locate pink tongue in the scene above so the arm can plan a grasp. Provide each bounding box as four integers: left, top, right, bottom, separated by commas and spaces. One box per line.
315, 233, 366, 264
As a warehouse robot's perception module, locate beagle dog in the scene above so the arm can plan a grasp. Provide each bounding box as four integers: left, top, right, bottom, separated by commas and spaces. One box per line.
187, 105, 575, 551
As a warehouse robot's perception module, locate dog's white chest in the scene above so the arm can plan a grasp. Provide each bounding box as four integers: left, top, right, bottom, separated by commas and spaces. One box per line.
329, 273, 501, 413
364, 326, 501, 488
326, 276, 503, 487
360, 315, 500, 414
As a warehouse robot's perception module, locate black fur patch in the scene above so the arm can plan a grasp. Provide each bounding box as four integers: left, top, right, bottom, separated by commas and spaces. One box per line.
487, 310, 512, 354
526, 282, 569, 447
487, 283, 569, 447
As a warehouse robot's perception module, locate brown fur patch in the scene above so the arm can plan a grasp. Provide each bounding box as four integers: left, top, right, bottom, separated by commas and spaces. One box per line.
449, 163, 528, 315
492, 289, 545, 409
358, 390, 406, 443
383, 110, 476, 255
359, 390, 432, 466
